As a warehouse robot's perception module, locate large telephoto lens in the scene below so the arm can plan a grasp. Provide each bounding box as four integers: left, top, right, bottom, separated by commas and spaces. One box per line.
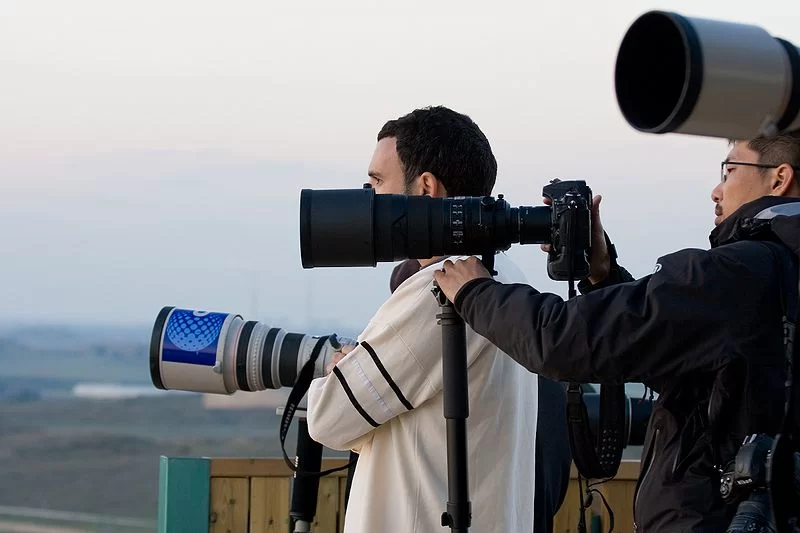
299, 186, 551, 268
615, 10, 800, 139
150, 306, 348, 394
582, 392, 653, 447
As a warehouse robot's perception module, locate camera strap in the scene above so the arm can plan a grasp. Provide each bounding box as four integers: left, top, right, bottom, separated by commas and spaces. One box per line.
565, 226, 629, 533
279, 335, 358, 477
566, 223, 628, 481
567, 382, 627, 479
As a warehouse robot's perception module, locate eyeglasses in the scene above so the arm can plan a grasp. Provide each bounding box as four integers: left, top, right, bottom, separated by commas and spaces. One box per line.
720, 161, 782, 182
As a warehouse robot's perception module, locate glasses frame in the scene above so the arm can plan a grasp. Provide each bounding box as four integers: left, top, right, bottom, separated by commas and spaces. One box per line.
720, 161, 787, 182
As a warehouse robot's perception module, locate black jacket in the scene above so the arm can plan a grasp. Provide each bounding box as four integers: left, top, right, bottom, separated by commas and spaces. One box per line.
453, 196, 800, 533
390, 259, 572, 533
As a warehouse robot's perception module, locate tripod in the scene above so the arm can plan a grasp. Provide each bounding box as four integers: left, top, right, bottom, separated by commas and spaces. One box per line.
277, 407, 324, 533
432, 252, 496, 533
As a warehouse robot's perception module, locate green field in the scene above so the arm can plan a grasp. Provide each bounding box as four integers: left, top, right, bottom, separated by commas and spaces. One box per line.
0, 323, 354, 528
0, 394, 347, 524
0, 505, 154, 533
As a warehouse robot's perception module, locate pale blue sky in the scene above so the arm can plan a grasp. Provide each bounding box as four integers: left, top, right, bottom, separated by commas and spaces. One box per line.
2, 0, 799, 332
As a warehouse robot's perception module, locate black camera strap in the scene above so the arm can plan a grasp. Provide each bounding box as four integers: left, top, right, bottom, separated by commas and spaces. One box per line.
567, 383, 627, 533
565, 217, 628, 481
567, 382, 627, 480
279, 334, 358, 477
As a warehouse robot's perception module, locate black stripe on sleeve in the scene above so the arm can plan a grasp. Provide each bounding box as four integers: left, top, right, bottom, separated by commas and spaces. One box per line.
360, 341, 414, 411
332, 366, 379, 428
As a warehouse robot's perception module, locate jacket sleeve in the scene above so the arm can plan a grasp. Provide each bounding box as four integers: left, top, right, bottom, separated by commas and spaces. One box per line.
577, 263, 636, 294
577, 234, 636, 294
306, 275, 483, 450
453, 241, 779, 385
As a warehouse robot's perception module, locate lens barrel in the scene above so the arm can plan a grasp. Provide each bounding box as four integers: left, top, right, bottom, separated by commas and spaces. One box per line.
299, 187, 553, 268
150, 306, 342, 394
615, 10, 800, 139
581, 392, 652, 447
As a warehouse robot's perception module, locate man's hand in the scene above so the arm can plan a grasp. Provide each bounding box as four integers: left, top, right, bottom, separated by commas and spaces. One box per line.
433, 256, 492, 303
326, 344, 355, 375
540, 194, 610, 285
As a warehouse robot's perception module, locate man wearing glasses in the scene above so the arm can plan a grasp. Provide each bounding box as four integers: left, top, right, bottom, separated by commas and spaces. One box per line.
432, 132, 800, 533
714, 136, 800, 225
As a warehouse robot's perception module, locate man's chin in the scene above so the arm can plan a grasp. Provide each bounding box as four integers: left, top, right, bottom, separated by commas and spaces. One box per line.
714, 214, 723, 226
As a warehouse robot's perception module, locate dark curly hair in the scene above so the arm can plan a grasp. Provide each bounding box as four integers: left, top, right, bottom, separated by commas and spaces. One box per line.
377, 106, 497, 196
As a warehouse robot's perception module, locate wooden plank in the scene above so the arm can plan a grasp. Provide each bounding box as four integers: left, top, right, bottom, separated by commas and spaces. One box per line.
210, 477, 250, 533
157, 456, 210, 533
210, 458, 639, 481
553, 478, 589, 533
311, 477, 340, 533
210, 458, 350, 478
210, 458, 638, 479
569, 459, 640, 481
609, 459, 640, 480
249, 477, 290, 533
338, 477, 347, 533
193, 457, 641, 533
596, 477, 636, 533
553, 460, 640, 532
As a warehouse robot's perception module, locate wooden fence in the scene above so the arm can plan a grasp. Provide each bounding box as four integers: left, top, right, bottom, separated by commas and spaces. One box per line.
157, 457, 640, 532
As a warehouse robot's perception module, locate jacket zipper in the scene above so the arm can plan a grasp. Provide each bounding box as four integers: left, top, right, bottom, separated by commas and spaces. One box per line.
633, 427, 660, 533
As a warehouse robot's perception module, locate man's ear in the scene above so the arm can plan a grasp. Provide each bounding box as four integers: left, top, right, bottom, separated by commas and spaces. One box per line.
771, 163, 798, 196
419, 172, 448, 197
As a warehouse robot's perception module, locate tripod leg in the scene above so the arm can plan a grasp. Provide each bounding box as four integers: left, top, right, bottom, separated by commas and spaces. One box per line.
291, 419, 323, 532
436, 288, 472, 533
344, 451, 359, 511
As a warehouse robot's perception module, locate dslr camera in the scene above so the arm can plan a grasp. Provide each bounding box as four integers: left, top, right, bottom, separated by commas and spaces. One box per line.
300, 178, 592, 283
719, 434, 800, 533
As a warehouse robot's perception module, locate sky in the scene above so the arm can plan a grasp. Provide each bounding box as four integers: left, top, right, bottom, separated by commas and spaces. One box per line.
2, 0, 799, 334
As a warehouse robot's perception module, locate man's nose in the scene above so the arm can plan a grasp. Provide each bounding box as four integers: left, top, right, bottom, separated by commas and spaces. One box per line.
711, 183, 722, 203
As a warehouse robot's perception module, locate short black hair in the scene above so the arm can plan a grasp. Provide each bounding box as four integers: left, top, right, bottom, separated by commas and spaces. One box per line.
728, 131, 800, 168
377, 106, 497, 196
748, 130, 800, 169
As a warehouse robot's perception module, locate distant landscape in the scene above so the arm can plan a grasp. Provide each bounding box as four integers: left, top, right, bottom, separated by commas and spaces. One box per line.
0, 323, 348, 532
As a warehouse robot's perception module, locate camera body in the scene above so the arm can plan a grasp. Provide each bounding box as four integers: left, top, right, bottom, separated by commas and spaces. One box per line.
720, 434, 773, 506
719, 434, 800, 533
541, 179, 593, 281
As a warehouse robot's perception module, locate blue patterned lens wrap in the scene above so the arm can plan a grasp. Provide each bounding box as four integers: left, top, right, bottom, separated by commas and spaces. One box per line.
161, 309, 229, 366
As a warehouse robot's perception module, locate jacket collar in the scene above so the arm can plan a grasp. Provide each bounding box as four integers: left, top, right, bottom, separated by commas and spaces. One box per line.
709, 196, 800, 248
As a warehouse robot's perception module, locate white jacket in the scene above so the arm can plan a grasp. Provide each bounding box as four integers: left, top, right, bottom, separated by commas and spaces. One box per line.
307, 253, 538, 533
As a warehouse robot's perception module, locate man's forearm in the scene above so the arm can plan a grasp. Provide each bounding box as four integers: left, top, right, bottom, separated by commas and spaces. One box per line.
451, 243, 761, 386
453, 279, 612, 383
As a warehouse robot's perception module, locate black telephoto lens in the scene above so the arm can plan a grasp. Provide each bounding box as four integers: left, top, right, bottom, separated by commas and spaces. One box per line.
299, 186, 556, 268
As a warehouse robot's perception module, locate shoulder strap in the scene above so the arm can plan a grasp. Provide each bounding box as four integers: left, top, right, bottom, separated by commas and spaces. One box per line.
759, 240, 800, 533
762, 241, 798, 329
760, 242, 798, 438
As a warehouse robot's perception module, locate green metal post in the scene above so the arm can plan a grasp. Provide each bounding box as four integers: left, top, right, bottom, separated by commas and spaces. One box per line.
157, 456, 210, 533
